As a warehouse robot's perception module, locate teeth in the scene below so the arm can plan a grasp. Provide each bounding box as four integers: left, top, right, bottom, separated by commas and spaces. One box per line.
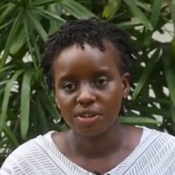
81, 114, 94, 118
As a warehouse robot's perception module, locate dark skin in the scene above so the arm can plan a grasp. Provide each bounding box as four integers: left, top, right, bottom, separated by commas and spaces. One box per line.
53, 40, 142, 174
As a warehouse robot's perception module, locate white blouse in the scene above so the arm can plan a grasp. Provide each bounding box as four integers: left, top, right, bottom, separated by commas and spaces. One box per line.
1, 127, 175, 175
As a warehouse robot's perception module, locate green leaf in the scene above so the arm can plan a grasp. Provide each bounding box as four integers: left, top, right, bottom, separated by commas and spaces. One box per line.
33, 69, 43, 84
30, 32, 41, 66
169, 1, 175, 38
0, 80, 8, 86
134, 0, 151, 12
0, 19, 13, 30
132, 106, 170, 117
124, 0, 153, 31
0, 70, 23, 134
132, 48, 161, 99
0, 3, 16, 25
61, 0, 96, 19
119, 117, 159, 125
26, 11, 47, 41
9, 0, 23, 6
172, 40, 175, 58
34, 8, 66, 23
38, 91, 60, 120
30, 0, 59, 7
10, 28, 26, 55
20, 71, 31, 139
144, 1, 162, 46
117, 20, 140, 29
150, 0, 162, 28
47, 4, 63, 34
0, 3, 8, 12
137, 97, 171, 105
0, 9, 23, 68
162, 45, 175, 106
102, 0, 121, 19
36, 97, 48, 132
3, 123, 19, 147
23, 17, 37, 68
0, 65, 14, 75
171, 105, 175, 123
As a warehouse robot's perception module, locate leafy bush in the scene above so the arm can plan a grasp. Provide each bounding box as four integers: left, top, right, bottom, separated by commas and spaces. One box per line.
0, 0, 175, 165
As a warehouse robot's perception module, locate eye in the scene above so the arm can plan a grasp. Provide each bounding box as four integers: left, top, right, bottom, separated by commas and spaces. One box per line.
95, 76, 109, 88
63, 82, 76, 92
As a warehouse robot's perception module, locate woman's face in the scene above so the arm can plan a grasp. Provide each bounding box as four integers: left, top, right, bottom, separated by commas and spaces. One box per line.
54, 40, 130, 137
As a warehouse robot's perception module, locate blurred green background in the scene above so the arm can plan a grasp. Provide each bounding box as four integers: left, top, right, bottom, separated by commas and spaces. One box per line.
0, 0, 175, 165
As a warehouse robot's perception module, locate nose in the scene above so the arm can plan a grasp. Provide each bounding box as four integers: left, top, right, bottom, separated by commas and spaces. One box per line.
76, 85, 96, 105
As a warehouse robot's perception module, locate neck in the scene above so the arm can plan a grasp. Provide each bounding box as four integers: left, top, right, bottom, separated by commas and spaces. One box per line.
66, 123, 126, 159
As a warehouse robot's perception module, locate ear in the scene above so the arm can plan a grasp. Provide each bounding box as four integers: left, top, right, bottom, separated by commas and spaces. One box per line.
121, 73, 130, 98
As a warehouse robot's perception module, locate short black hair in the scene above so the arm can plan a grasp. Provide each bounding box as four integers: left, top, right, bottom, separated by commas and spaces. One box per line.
41, 17, 137, 116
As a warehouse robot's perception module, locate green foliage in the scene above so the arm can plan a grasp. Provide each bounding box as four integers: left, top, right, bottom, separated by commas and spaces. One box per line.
0, 0, 175, 165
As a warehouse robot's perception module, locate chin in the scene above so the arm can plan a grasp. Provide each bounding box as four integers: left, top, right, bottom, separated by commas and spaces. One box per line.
75, 127, 107, 138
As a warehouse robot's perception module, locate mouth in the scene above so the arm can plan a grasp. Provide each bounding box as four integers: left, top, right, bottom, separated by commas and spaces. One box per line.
75, 110, 101, 125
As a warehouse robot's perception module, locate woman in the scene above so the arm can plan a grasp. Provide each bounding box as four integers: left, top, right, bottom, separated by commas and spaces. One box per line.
1, 18, 175, 175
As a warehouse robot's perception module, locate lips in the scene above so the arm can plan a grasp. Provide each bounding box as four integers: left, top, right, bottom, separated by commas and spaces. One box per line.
75, 109, 101, 125
75, 109, 101, 118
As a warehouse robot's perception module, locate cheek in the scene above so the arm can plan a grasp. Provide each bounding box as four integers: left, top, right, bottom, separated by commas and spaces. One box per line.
55, 90, 74, 113
100, 82, 123, 110
55, 92, 75, 127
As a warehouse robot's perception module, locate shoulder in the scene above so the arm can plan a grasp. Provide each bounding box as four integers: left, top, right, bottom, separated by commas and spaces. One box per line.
143, 126, 175, 143
141, 127, 175, 156
0, 131, 54, 174
139, 127, 175, 173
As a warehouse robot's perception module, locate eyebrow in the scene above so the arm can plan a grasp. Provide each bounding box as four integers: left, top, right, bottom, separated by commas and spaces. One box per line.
57, 74, 76, 83
93, 68, 112, 76
56, 67, 112, 82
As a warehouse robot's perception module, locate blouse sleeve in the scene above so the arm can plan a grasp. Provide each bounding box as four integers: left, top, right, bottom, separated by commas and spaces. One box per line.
0, 156, 17, 175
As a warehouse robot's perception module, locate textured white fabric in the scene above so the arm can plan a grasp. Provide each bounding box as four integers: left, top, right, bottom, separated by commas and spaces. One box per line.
1, 127, 175, 175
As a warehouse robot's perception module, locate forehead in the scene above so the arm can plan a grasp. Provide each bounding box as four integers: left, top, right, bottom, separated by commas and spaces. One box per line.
54, 40, 121, 77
